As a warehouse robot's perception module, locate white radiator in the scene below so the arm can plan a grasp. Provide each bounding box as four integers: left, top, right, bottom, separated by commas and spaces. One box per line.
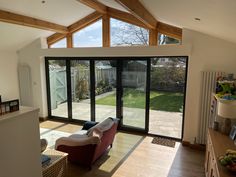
197, 71, 224, 144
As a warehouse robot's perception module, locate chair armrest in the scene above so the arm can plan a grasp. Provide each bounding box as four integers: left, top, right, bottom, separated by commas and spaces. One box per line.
82, 121, 98, 130
55, 136, 100, 149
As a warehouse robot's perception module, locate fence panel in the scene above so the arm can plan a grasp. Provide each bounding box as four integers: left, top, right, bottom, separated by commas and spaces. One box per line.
50, 67, 116, 107
50, 68, 67, 109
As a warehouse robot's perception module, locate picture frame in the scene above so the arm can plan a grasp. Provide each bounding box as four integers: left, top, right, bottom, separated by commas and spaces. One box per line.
229, 125, 236, 140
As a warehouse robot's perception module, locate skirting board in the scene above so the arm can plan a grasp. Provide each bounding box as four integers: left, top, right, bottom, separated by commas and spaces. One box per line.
39, 117, 48, 122
182, 141, 206, 151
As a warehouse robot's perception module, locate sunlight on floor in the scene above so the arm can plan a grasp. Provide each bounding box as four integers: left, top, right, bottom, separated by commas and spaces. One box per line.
98, 132, 144, 173
111, 137, 181, 177
40, 121, 205, 177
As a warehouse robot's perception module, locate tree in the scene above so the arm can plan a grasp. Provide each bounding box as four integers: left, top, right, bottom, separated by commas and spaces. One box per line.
111, 18, 180, 46
158, 34, 180, 45
111, 19, 149, 46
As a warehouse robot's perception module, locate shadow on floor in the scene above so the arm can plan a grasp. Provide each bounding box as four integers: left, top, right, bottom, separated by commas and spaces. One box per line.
67, 133, 145, 177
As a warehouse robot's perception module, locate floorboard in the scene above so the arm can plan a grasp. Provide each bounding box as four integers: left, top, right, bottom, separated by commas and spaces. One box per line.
40, 120, 205, 177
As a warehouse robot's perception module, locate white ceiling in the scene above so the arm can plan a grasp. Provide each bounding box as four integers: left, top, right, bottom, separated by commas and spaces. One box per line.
98, 0, 129, 13
0, 0, 94, 51
0, 0, 94, 26
139, 0, 236, 44
0, 0, 236, 51
0, 22, 53, 51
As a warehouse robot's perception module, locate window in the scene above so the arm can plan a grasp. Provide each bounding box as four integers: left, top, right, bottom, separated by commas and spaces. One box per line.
72, 19, 102, 47
110, 18, 149, 46
158, 33, 181, 45
50, 38, 67, 48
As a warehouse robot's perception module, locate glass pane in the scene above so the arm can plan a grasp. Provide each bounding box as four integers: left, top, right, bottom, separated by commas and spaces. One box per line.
50, 38, 67, 48
73, 19, 102, 47
149, 57, 186, 139
110, 18, 149, 46
158, 34, 181, 45
95, 60, 117, 122
48, 60, 68, 118
122, 60, 147, 129
71, 60, 90, 121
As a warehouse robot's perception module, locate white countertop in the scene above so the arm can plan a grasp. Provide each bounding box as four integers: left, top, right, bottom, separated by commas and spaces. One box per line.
0, 106, 39, 123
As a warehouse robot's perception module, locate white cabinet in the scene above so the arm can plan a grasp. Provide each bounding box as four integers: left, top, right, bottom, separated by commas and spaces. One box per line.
0, 107, 42, 177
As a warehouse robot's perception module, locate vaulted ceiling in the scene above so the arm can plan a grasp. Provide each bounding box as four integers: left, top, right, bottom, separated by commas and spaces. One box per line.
0, 0, 235, 51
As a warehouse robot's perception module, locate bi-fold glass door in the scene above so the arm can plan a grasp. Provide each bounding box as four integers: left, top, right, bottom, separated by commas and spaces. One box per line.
95, 60, 117, 122
70, 60, 91, 121
120, 60, 148, 131
46, 58, 118, 123
46, 57, 187, 139
46, 59, 69, 118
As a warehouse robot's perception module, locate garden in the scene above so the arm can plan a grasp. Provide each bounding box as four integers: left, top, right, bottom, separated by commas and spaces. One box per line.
96, 88, 184, 112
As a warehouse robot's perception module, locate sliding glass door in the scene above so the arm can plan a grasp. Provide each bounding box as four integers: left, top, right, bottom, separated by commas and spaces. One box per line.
121, 60, 147, 130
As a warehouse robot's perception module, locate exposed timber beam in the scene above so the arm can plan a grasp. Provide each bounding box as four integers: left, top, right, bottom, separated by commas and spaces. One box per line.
77, 0, 148, 29
47, 33, 66, 46
66, 33, 73, 48
115, 0, 157, 29
149, 29, 158, 46
0, 9, 68, 34
47, 1, 182, 46
47, 11, 102, 45
158, 22, 182, 40
102, 14, 110, 47
68, 11, 102, 33
107, 7, 147, 29
77, 0, 107, 14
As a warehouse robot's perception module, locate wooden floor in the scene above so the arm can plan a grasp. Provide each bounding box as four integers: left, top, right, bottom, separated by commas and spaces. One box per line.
40, 120, 205, 177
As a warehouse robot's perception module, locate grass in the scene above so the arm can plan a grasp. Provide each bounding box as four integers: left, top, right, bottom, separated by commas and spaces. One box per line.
96, 88, 184, 112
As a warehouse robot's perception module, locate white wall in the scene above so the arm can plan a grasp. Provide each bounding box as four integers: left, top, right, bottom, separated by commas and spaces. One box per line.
0, 51, 19, 101
17, 29, 236, 143
17, 39, 47, 117
18, 39, 191, 118
183, 29, 236, 143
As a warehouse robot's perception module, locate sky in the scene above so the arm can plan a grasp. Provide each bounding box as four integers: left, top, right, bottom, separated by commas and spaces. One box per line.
50, 18, 149, 48
50, 18, 163, 48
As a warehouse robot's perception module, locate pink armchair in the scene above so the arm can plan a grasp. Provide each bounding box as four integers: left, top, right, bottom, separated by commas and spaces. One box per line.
55, 118, 118, 169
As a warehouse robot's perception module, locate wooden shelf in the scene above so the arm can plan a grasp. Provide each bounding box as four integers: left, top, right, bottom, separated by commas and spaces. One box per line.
205, 129, 236, 177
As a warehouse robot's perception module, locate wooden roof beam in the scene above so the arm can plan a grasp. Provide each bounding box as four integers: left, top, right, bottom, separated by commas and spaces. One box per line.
47, 11, 102, 45
158, 22, 182, 40
107, 7, 147, 29
68, 11, 102, 33
47, 33, 66, 46
77, 0, 147, 29
77, 0, 107, 14
115, 0, 158, 29
0, 9, 68, 34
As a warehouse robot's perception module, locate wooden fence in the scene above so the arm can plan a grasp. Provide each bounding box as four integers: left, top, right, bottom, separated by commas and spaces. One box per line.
50, 67, 116, 109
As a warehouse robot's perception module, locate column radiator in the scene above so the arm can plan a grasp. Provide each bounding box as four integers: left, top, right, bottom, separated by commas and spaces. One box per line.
197, 71, 224, 144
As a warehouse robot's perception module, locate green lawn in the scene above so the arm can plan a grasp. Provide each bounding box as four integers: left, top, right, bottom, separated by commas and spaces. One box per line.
96, 89, 184, 112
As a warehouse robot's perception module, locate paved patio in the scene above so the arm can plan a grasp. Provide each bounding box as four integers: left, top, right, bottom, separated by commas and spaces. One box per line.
52, 102, 182, 139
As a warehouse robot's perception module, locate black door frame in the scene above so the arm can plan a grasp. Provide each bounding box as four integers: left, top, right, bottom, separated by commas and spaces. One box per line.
45, 56, 188, 140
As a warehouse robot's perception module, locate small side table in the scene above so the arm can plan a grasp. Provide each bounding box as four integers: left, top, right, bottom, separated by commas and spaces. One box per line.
42, 149, 68, 177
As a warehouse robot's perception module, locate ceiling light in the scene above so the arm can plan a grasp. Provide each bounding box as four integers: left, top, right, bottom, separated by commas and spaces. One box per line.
194, 18, 201, 21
